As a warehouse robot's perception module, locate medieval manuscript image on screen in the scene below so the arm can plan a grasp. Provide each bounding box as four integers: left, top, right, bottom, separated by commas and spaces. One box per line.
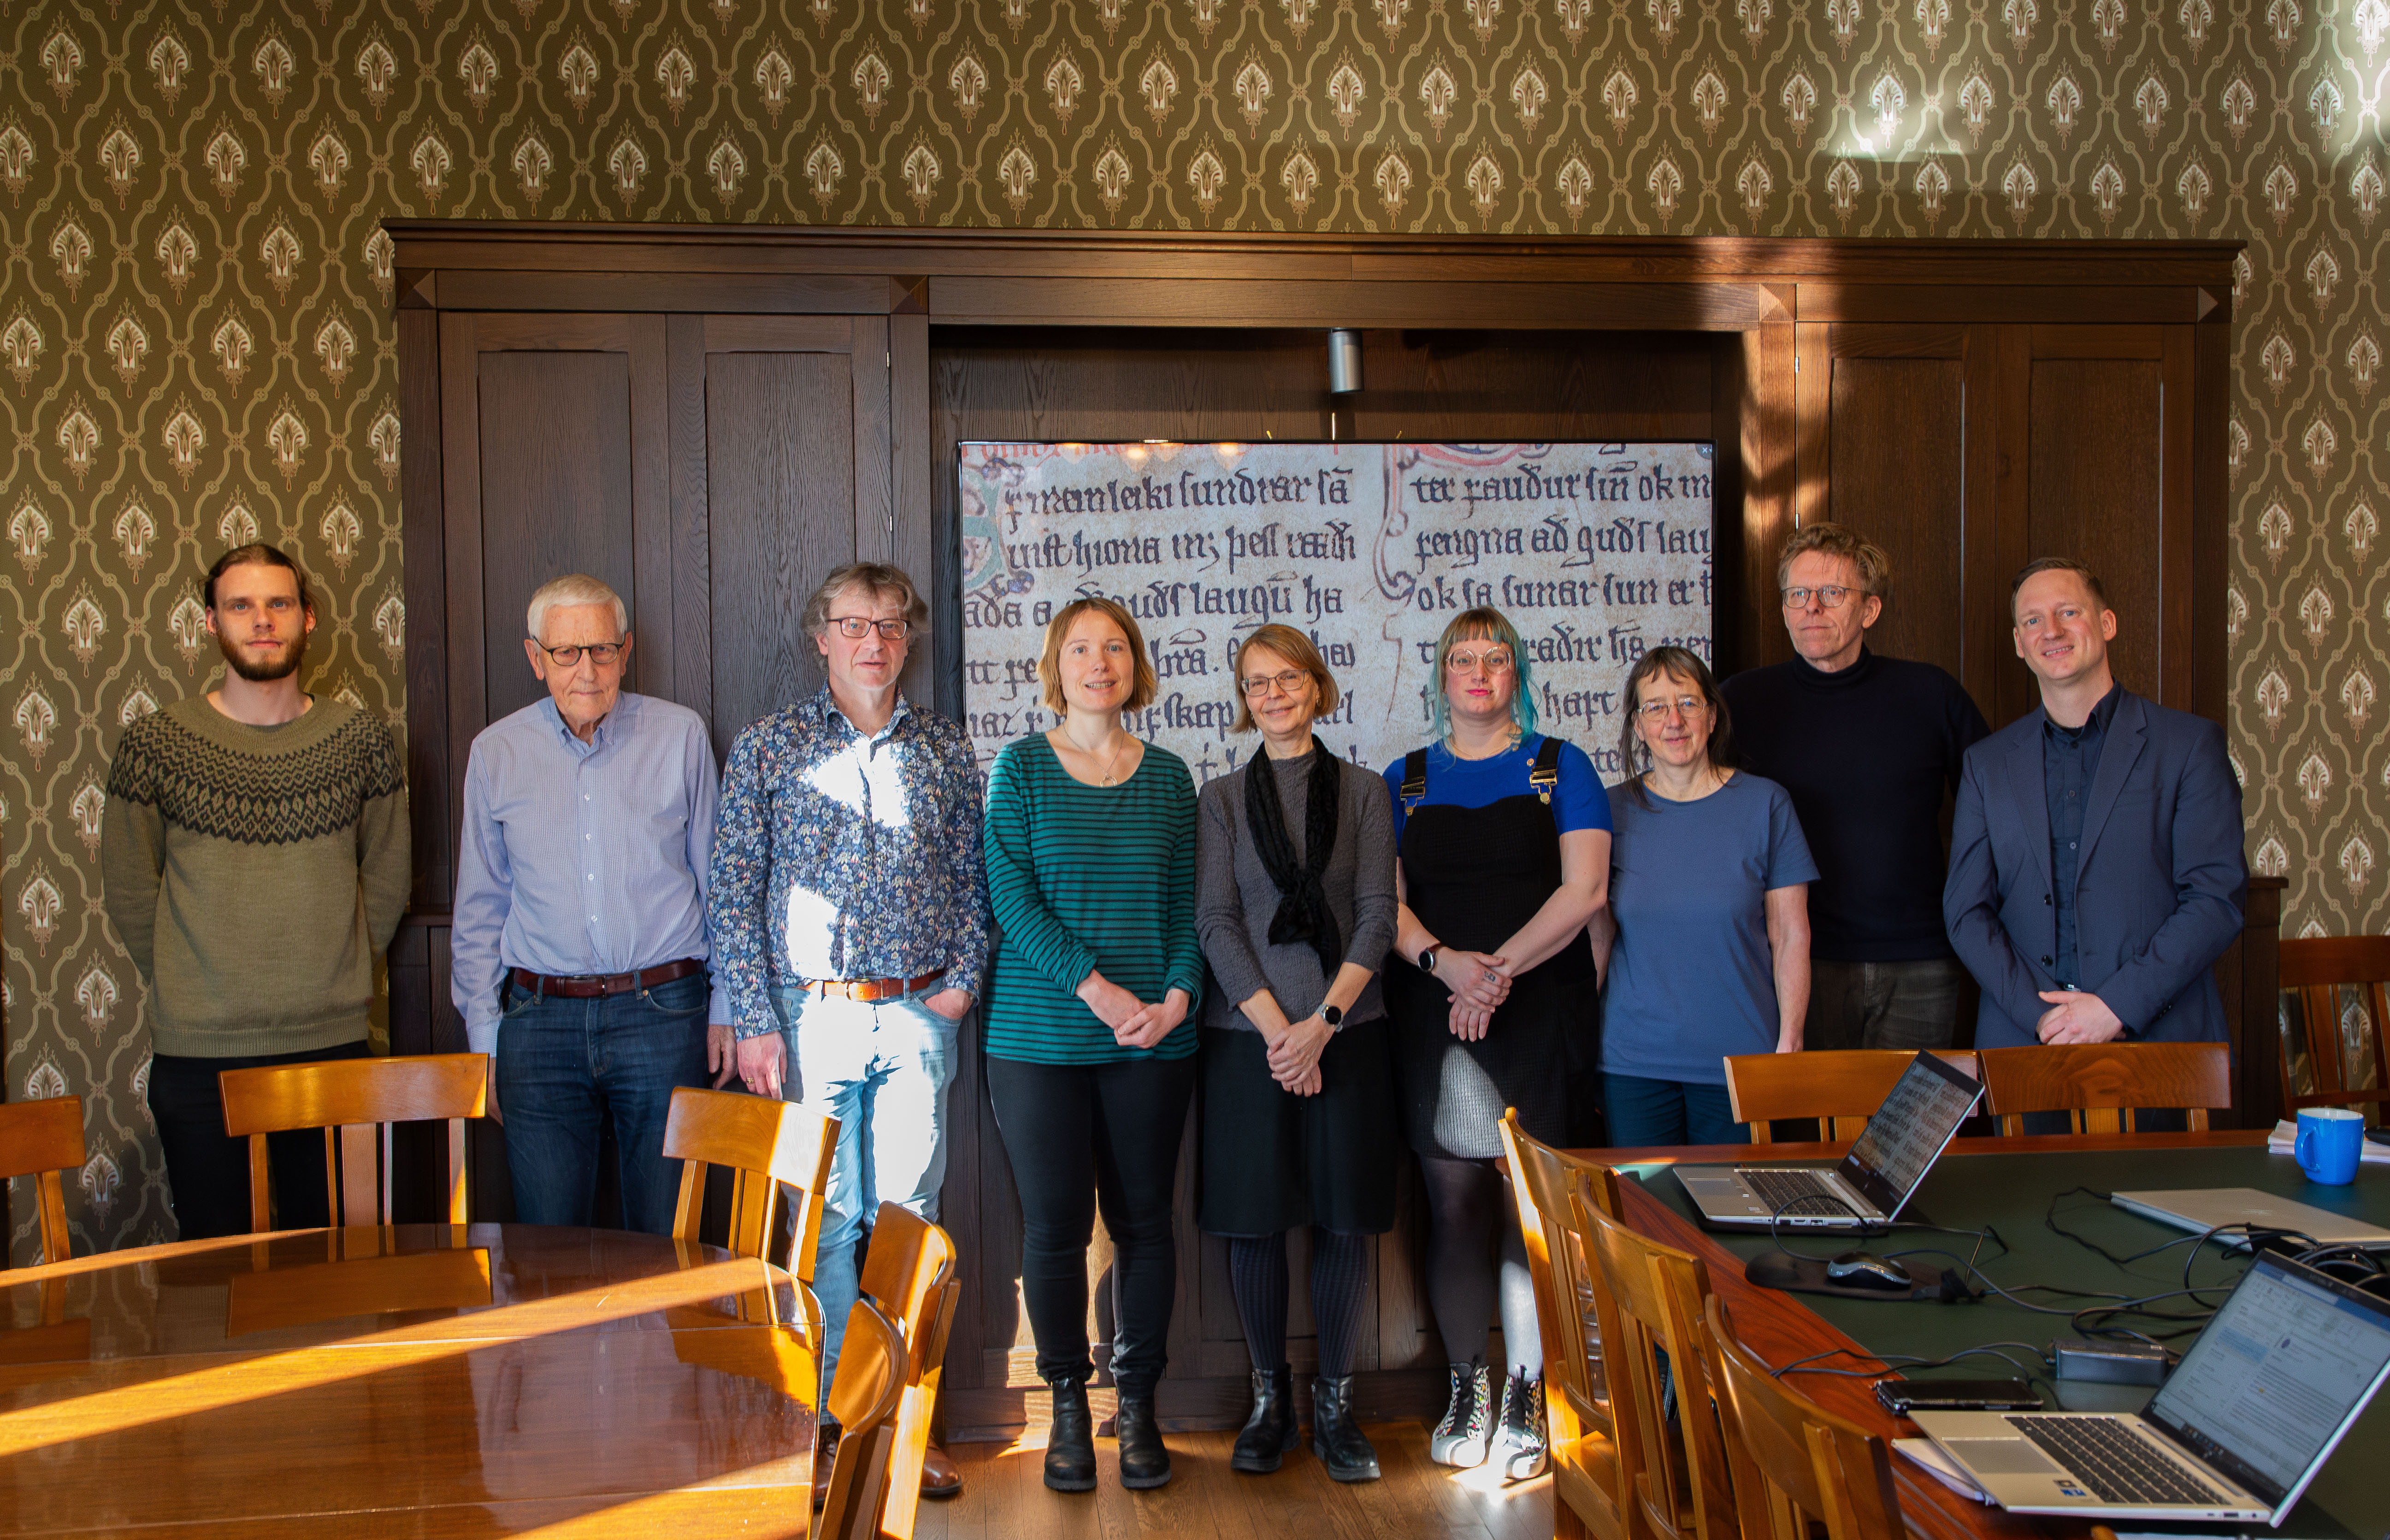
960, 442, 1712, 786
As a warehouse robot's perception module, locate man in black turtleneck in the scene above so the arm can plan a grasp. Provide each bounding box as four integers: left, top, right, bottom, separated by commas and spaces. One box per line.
1722, 524, 1989, 1052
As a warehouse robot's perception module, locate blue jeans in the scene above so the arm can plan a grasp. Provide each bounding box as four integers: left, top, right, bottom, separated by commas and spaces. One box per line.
1601, 1073, 1747, 1148
770, 983, 957, 1383
496, 970, 712, 1234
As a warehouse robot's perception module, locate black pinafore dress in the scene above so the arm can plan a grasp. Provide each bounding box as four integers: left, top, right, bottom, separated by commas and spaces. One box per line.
1383, 740, 1593, 1160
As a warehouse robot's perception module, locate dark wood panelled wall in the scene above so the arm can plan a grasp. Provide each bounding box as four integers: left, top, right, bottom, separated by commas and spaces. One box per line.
386, 226, 2272, 1434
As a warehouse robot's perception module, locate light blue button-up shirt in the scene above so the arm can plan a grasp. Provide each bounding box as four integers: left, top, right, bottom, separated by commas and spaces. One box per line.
452, 692, 729, 1053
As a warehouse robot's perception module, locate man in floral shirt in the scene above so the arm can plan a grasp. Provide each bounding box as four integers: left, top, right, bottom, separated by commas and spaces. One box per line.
708, 561, 990, 1500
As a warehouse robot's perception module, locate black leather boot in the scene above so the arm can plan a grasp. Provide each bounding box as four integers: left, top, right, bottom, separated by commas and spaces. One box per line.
1230, 1365, 1298, 1474
1043, 1377, 1097, 1492
1309, 1374, 1382, 1482
1114, 1392, 1173, 1489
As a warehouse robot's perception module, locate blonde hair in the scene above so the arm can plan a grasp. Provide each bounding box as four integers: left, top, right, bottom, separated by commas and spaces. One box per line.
525, 574, 627, 640
1229, 624, 1342, 733
801, 562, 928, 638
1038, 596, 1158, 715
1429, 607, 1539, 740
1776, 522, 1891, 600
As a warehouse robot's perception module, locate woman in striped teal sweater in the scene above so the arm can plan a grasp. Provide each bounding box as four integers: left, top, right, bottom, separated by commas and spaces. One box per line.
981, 595, 1204, 1493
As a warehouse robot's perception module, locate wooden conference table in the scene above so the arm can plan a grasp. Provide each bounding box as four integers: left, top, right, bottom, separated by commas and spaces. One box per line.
1596, 1130, 2390, 1540
0, 1223, 820, 1537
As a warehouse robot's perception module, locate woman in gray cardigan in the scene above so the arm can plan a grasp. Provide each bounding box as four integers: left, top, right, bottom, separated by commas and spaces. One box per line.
1194, 624, 1399, 1483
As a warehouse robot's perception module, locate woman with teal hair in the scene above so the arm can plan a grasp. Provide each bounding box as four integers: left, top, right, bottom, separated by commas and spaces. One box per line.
1379, 607, 1611, 1481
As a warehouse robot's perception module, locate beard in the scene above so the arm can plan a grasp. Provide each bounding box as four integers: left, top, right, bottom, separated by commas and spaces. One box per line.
216, 626, 307, 683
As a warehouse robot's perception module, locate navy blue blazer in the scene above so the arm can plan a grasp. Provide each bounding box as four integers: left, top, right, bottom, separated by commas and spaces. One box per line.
1943, 689, 2247, 1049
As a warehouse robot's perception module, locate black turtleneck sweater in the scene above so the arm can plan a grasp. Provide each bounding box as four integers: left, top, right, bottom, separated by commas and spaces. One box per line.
1721, 648, 1989, 962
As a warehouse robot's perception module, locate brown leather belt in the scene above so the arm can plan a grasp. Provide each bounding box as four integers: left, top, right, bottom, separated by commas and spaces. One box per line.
509, 958, 703, 999
803, 969, 946, 1003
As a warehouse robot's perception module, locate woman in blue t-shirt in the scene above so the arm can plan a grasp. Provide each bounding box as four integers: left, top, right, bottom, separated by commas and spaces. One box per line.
1381, 607, 1610, 1481
1592, 645, 1818, 1148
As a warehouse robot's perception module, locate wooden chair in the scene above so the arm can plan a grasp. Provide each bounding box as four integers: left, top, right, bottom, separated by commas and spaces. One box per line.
853, 1204, 961, 1540
2277, 936, 2390, 1119
1703, 1294, 1906, 1540
661, 1085, 838, 1279
217, 1054, 487, 1232
1976, 1041, 2231, 1135
1725, 1050, 1980, 1143
1500, 1109, 1628, 1540
1574, 1179, 1736, 1540
816, 1298, 910, 1540
0, 1095, 83, 1266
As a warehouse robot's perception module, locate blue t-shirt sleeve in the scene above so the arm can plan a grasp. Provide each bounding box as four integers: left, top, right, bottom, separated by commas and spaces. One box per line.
1381, 757, 1410, 840
1548, 738, 1611, 835
1759, 778, 1822, 888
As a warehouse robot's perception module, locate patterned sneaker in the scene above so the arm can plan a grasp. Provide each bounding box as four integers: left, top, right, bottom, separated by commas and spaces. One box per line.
1428, 1360, 1494, 1468
1492, 1371, 1548, 1481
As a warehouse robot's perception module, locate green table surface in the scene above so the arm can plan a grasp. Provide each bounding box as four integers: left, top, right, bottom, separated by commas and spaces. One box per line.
1611, 1136, 2390, 1540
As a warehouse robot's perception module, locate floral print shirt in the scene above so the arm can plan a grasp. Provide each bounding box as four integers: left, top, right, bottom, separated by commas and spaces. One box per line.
708, 687, 993, 1040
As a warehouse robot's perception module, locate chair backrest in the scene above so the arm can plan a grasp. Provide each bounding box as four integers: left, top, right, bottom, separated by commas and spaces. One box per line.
1574, 1180, 1735, 1540
1725, 1050, 1981, 1143
1976, 1042, 2231, 1135
855, 1204, 961, 1540
1704, 1294, 1905, 1540
818, 1297, 909, 1540
1503, 1110, 1632, 1540
217, 1055, 486, 1232
0, 1095, 84, 1266
661, 1086, 838, 1279
2278, 936, 2390, 1118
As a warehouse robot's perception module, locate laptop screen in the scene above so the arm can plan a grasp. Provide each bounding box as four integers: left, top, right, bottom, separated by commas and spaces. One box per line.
1836, 1052, 1983, 1215
2148, 1253, 2390, 1508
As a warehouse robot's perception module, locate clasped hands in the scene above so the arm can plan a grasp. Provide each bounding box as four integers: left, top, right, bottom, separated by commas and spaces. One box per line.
2035, 988, 2124, 1044
1434, 949, 1512, 1042
1079, 972, 1190, 1052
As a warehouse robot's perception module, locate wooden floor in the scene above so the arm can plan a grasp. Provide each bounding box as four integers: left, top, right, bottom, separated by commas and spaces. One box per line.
917, 1422, 1554, 1540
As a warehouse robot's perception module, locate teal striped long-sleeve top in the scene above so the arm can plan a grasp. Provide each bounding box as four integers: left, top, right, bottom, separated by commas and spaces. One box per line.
980, 733, 1204, 1064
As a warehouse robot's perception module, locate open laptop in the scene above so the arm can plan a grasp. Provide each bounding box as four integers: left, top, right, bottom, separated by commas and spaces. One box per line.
1673, 1050, 1983, 1231
2109, 1188, 2390, 1252
1913, 1251, 2390, 1524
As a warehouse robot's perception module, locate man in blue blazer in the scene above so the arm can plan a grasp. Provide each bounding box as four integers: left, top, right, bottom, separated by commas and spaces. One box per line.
1944, 558, 2247, 1049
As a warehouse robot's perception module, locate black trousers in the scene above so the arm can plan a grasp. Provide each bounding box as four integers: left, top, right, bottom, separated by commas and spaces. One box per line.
984, 1053, 1197, 1397
149, 1040, 372, 1239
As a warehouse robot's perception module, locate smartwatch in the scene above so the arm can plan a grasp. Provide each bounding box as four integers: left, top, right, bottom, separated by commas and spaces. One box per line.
1321, 1003, 1344, 1031
1417, 944, 1440, 974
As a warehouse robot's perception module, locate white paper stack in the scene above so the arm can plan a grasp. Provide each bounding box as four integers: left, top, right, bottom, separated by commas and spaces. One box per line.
2265, 1120, 2390, 1164
1893, 1439, 1995, 1504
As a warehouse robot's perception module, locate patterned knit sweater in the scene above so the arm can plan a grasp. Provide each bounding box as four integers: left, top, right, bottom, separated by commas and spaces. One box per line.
102, 696, 410, 1058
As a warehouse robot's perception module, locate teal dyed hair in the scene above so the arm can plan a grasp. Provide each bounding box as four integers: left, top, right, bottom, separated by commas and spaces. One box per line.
1428, 607, 1539, 741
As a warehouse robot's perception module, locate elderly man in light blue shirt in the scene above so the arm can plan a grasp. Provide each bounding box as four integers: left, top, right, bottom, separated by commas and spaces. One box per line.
452, 573, 732, 1233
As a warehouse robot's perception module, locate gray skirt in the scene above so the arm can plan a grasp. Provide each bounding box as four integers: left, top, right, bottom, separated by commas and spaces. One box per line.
1195, 1021, 1401, 1238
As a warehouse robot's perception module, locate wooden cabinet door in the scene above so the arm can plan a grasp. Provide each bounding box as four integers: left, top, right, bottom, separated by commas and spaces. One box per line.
1794, 323, 2000, 706
667, 315, 894, 757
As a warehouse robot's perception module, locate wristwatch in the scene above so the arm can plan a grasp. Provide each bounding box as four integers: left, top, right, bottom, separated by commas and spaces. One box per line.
1321, 1003, 1344, 1031
1417, 944, 1440, 974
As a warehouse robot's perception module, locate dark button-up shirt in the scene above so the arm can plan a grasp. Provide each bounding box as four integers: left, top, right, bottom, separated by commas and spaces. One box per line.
708, 688, 993, 1040
451, 692, 729, 1054
2043, 685, 2121, 990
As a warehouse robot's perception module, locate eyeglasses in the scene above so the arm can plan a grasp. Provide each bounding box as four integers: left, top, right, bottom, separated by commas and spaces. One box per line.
1634, 695, 1710, 721
828, 616, 911, 640
1445, 648, 1514, 674
535, 641, 623, 667
1241, 669, 1311, 697
1781, 584, 1863, 610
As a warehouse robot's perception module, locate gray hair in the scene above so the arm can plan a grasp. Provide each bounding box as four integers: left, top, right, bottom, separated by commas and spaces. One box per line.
800, 562, 928, 638
525, 574, 628, 641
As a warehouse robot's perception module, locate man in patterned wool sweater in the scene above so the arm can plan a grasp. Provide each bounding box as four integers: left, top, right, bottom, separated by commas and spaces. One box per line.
102, 543, 410, 1240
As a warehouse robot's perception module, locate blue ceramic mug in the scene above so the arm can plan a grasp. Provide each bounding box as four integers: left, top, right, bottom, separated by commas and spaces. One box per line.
2294, 1106, 2366, 1186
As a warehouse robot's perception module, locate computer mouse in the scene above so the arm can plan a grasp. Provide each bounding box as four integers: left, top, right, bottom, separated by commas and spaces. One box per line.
1824, 1251, 1913, 1292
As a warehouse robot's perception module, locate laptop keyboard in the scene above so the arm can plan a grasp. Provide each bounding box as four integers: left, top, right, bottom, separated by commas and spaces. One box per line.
2005, 1416, 2225, 1505
1739, 1168, 1858, 1218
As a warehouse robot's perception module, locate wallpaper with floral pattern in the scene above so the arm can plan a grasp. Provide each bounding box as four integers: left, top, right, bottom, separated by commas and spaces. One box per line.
2, 0, 2383, 1260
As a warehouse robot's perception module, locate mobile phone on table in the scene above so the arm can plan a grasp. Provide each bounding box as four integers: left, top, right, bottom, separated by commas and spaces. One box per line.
1874, 1377, 2042, 1415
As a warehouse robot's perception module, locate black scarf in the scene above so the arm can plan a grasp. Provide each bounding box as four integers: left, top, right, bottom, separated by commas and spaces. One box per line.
1244, 736, 1344, 979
